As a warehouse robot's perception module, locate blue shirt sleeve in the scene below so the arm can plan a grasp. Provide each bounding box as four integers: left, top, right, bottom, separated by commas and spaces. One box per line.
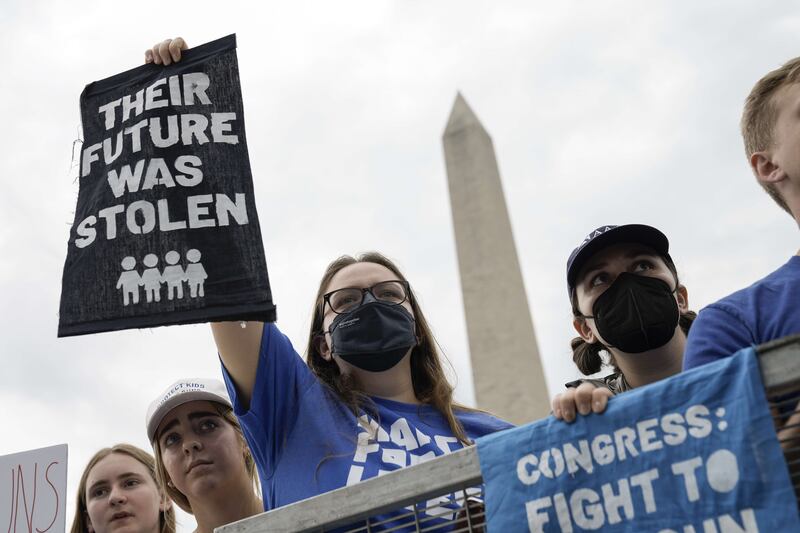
683, 304, 756, 370
221, 322, 317, 478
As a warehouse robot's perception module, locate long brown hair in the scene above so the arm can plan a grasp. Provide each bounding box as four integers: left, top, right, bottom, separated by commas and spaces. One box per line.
71, 444, 175, 533
569, 253, 697, 375
305, 252, 475, 444
151, 402, 259, 514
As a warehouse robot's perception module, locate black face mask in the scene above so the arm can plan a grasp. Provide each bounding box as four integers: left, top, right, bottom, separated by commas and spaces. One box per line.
584, 272, 680, 354
328, 300, 417, 373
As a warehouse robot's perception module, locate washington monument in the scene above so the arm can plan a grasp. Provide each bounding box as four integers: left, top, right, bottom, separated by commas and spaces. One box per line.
442, 93, 550, 424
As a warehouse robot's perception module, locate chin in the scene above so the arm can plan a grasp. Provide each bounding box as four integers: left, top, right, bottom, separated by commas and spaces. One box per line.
187, 475, 224, 495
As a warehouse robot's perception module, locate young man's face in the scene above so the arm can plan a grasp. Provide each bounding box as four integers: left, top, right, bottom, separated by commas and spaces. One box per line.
766, 82, 800, 200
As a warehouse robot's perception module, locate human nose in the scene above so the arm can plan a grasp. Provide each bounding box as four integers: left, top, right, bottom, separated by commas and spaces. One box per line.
182, 437, 202, 454
109, 485, 127, 506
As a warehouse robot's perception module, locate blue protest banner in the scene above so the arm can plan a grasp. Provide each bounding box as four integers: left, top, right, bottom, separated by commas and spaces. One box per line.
476, 348, 799, 532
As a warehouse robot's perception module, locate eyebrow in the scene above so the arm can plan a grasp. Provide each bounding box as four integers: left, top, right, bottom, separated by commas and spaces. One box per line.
158, 410, 221, 439
87, 472, 142, 494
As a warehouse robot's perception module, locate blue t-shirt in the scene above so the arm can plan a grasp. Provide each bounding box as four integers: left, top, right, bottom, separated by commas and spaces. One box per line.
684, 256, 800, 370
220, 322, 513, 519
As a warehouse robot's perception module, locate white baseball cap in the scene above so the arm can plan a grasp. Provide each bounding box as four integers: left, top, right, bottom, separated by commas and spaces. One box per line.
146, 378, 232, 442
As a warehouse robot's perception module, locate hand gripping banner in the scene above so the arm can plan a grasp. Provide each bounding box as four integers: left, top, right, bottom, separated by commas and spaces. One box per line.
58, 34, 276, 336
476, 348, 799, 532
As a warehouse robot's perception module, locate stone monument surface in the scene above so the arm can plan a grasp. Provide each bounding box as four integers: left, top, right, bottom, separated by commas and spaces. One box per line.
442, 94, 550, 424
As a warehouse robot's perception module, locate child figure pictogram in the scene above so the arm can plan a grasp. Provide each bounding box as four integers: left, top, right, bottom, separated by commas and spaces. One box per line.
162, 250, 186, 301
116, 256, 142, 306
185, 249, 208, 298
141, 253, 163, 303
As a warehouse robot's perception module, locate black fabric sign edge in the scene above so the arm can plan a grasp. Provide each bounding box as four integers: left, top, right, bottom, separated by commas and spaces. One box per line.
58, 303, 276, 337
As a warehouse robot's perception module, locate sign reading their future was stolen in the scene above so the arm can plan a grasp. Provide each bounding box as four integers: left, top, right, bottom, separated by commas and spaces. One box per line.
476, 348, 800, 533
58, 34, 276, 337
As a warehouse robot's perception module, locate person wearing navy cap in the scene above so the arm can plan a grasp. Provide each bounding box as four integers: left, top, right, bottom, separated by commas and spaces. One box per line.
553, 224, 697, 422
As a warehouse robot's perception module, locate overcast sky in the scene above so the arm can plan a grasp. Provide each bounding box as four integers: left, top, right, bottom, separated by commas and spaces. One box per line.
2, 1, 799, 531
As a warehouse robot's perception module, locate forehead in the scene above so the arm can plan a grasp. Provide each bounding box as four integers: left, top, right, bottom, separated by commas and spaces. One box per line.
87, 453, 148, 485
325, 262, 400, 293
576, 243, 661, 279
772, 82, 800, 125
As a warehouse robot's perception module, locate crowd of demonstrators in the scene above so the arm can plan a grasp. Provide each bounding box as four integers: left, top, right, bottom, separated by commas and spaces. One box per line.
145, 37, 509, 518
146, 379, 263, 533
71, 444, 175, 533
683, 57, 800, 370
61, 39, 800, 533
552, 225, 696, 422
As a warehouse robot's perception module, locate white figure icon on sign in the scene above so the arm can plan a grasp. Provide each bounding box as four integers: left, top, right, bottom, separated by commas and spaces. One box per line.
141, 253, 163, 303
185, 249, 208, 298
162, 250, 186, 301
116, 256, 141, 306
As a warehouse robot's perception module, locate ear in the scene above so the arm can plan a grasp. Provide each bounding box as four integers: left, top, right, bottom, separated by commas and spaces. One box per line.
314, 334, 332, 361
751, 151, 787, 185
573, 316, 597, 344
85, 512, 95, 533
676, 284, 689, 313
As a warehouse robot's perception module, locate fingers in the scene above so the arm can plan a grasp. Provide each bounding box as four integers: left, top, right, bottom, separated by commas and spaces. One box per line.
145, 38, 188, 66
554, 389, 577, 423
157, 40, 173, 65
591, 387, 613, 414
553, 383, 612, 423
169, 37, 187, 63
573, 383, 596, 416
552, 393, 565, 420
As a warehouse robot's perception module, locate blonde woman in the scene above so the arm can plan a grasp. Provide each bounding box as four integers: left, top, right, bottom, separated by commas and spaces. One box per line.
71, 444, 174, 533
146, 379, 261, 533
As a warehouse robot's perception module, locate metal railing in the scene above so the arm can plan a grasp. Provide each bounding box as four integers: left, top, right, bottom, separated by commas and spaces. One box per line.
218, 334, 800, 533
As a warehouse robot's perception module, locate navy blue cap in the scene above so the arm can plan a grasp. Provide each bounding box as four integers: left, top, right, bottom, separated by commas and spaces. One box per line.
566, 224, 670, 294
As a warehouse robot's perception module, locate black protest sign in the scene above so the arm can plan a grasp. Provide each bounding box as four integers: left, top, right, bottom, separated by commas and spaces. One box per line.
58, 34, 276, 337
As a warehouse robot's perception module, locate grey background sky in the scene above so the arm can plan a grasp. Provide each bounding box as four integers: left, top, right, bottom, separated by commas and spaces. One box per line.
1, 1, 798, 531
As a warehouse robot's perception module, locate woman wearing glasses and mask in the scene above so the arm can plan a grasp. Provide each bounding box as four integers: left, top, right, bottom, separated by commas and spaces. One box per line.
145, 40, 510, 526
552, 224, 697, 422
212, 252, 512, 517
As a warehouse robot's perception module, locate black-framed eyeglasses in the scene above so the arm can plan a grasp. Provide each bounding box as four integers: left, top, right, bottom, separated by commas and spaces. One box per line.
322, 280, 411, 315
